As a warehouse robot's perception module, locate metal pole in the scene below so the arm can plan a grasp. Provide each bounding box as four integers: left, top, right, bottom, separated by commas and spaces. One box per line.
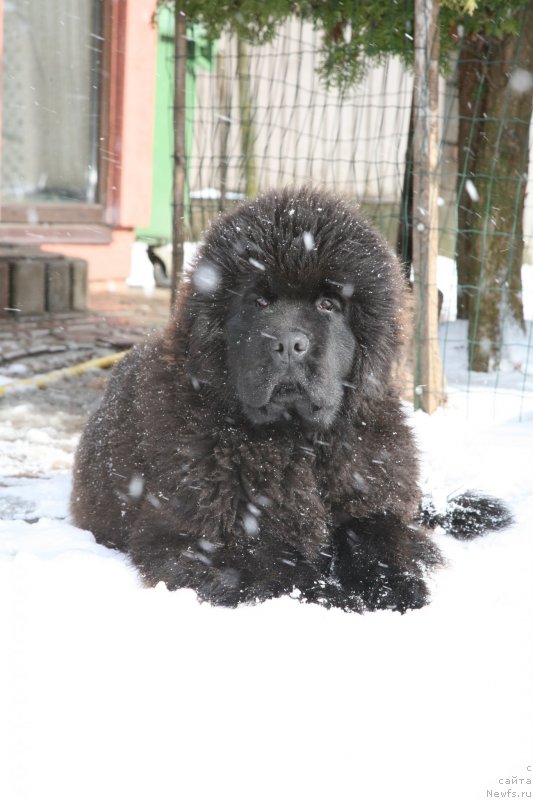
171, 4, 187, 309
412, 0, 446, 413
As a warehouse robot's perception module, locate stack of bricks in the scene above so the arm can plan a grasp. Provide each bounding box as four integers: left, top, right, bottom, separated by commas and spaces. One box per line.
0, 246, 88, 316
0, 278, 171, 380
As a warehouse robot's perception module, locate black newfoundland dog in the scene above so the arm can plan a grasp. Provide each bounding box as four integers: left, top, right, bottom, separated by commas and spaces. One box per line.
71, 187, 511, 612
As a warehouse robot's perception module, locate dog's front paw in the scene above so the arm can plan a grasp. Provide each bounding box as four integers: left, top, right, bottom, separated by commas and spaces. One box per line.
359, 568, 430, 613
331, 516, 438, 613
297, 579, 366, 613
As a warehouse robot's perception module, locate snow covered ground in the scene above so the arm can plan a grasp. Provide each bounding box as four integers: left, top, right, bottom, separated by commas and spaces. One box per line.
1, 307, 532, 799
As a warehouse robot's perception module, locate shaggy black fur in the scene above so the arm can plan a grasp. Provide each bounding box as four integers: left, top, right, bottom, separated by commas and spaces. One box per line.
71, 187, 513, 612
419, 492, 514, 540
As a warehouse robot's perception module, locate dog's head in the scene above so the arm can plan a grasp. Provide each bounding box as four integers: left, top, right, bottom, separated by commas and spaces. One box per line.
182, 187, 405, 429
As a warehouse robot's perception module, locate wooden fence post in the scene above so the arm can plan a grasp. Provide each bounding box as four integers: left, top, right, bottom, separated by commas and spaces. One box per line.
412, 0, 446, 413
171, 5, 187, 308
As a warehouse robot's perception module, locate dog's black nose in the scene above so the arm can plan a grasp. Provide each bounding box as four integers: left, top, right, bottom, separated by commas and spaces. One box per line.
272, 332, 310, 363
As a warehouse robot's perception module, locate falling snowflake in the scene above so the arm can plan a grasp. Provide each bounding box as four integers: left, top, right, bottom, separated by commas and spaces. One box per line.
242, 513, 259, 537
193, 262, 220, 292
303, 231, 315, 251
509, 69, 533, 94
465, 179, 479, 202
128, 475, 144, 498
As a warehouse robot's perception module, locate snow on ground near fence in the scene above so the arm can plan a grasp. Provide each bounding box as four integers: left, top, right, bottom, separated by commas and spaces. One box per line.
438, 259, 533, 324
1, 320, 532, 800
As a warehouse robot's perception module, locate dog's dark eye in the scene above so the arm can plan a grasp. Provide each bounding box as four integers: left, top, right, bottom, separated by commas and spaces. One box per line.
316, 297, 338, 312
255, 296, 269, 309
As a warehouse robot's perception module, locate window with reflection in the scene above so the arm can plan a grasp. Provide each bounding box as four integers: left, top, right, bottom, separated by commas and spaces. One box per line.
1, 0, 103, 207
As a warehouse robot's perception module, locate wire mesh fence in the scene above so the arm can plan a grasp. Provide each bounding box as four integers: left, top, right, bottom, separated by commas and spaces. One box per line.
186, 19, 415, 241
167, 3, 533, 418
